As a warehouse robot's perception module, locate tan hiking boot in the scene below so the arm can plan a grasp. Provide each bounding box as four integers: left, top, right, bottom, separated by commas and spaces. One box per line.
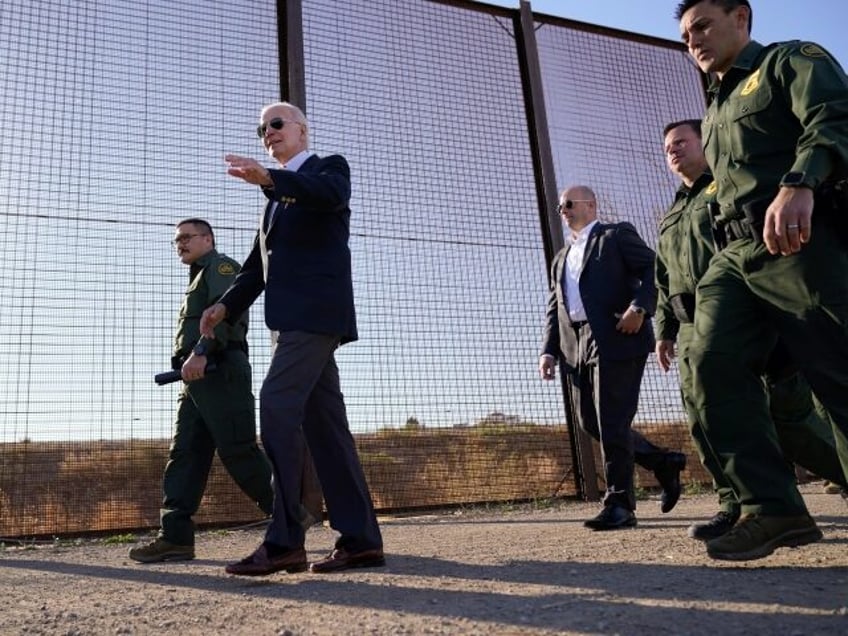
705, 514, 822, 561
128, 538, 195, 563
823, 481, 843, 494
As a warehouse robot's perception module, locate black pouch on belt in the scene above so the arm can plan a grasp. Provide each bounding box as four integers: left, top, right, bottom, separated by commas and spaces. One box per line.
707, 201, 727, 251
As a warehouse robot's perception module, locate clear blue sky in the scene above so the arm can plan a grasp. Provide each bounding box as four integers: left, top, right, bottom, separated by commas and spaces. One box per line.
483, 0, 847, 69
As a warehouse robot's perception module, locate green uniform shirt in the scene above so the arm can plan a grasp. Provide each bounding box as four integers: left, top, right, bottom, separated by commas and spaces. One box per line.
174, 249, 246, 358
654, 173, 717, 342
703, 40, 848, 221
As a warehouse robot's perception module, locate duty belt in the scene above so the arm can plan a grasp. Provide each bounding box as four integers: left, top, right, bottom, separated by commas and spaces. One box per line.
722, 217, 754, 242
713, 184, 848, 249
172, 340, 247, 368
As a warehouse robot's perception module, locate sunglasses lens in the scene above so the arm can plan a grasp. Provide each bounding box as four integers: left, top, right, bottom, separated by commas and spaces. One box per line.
257, 118, 286, 138
565, 200, 574, 209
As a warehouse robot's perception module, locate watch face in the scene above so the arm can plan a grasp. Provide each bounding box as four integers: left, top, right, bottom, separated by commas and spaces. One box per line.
193, 343, 207, 356
782, 172, 806, 186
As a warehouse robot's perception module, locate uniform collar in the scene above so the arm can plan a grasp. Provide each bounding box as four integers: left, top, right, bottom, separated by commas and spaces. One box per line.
189, 249, 218, 277
676, 171, 713, 199
708, 40, 764, 94
730, 40, 764, 72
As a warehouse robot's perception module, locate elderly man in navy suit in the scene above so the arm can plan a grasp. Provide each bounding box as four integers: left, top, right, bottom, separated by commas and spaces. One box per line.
200, 101, 383, 575
540, 185, 686, 530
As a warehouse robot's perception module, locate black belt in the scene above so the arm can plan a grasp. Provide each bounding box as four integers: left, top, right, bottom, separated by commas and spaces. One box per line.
723, 217, 753, 242
175, 340, 246, 362
571, 320, 588, 329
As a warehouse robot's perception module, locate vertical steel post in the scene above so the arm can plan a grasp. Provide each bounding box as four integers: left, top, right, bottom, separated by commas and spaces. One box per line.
276, 0, 323, 523
278, 0, 307, 111
514, 0, 599, 502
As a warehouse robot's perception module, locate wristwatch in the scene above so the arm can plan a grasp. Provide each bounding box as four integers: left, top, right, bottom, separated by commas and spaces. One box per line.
193, 341, 209, 357
630, 305, 647, 316
779, 171, 813, 189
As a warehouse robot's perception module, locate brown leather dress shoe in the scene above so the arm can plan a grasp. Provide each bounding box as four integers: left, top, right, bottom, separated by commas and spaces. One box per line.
309, 547, 386, 573
225, 544, 308, 576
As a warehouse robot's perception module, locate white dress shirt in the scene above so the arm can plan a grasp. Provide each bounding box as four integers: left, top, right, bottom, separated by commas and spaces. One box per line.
282, 149, 314, 172
564, 219, 599, 322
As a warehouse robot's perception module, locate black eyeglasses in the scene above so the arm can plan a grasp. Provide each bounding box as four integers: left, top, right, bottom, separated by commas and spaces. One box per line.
557, 199, 593, 213
256, 117, 300, 138
171, 233, 203, 246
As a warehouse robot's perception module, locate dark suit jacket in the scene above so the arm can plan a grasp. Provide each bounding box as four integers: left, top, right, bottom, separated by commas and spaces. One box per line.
541, 221, 656, 367
219, 153, 358, 344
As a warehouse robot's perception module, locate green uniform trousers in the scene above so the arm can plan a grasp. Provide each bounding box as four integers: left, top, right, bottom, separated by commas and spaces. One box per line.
161, 350, 273, 545
688, 229, 848, 516
678, 322, 846, 515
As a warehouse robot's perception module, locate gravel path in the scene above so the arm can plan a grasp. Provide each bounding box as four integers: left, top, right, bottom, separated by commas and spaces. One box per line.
1, 483, 846, 635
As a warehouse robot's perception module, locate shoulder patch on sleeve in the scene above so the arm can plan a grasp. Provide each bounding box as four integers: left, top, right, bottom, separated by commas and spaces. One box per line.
800, 43, 826, 58
705, 181, 717, 195
218, 262, 236, 276
740, 69, 760, 95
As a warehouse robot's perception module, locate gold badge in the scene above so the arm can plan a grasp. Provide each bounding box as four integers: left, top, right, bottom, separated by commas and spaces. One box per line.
740, 69, 760, 96
218, 262, 235, 276
800, 43, 826, 58
705, 181, 717, 195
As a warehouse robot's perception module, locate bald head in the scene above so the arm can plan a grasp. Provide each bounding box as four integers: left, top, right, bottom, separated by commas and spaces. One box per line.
558, 185, 598, 234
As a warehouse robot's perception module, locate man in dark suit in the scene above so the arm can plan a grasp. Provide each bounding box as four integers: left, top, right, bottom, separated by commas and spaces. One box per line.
199, 101, 383, 575
540, 185, 686, 530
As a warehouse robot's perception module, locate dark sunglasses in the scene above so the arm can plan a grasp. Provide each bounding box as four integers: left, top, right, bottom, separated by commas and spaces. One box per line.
256, 117, 300, 138
557, 199, 593, 213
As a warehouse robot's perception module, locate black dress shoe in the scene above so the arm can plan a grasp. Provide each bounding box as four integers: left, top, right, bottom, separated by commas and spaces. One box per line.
584, 505, 637, 531
655, 452, 687, 513
309, 547, 385, 573
225, 544, 308, 576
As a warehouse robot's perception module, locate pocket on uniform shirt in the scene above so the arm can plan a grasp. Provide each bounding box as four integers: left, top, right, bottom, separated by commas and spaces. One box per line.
728, 86, 775, 161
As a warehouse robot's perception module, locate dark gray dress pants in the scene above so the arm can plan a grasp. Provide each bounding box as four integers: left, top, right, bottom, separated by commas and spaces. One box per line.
567, 324, 662, 510
259, 330, 382, 552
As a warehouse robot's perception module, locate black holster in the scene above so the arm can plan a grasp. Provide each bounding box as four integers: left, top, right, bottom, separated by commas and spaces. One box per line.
740, 198, 768, 243
722, 197, 769, 244
669, 293, 696, 324
708, 201, 727, 251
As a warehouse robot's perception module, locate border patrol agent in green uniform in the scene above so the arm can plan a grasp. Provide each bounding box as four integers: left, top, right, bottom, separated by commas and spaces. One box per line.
129, 218, 274, 563
676, 0, 848, 561
656, 119, 847, 543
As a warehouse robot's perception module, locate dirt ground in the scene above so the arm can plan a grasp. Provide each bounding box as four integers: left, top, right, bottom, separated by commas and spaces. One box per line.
1, 482, 846, 636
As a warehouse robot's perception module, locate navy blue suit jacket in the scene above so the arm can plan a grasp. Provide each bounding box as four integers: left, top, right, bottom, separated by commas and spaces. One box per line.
219, 153, 358, 344
541, 221, 656, 367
